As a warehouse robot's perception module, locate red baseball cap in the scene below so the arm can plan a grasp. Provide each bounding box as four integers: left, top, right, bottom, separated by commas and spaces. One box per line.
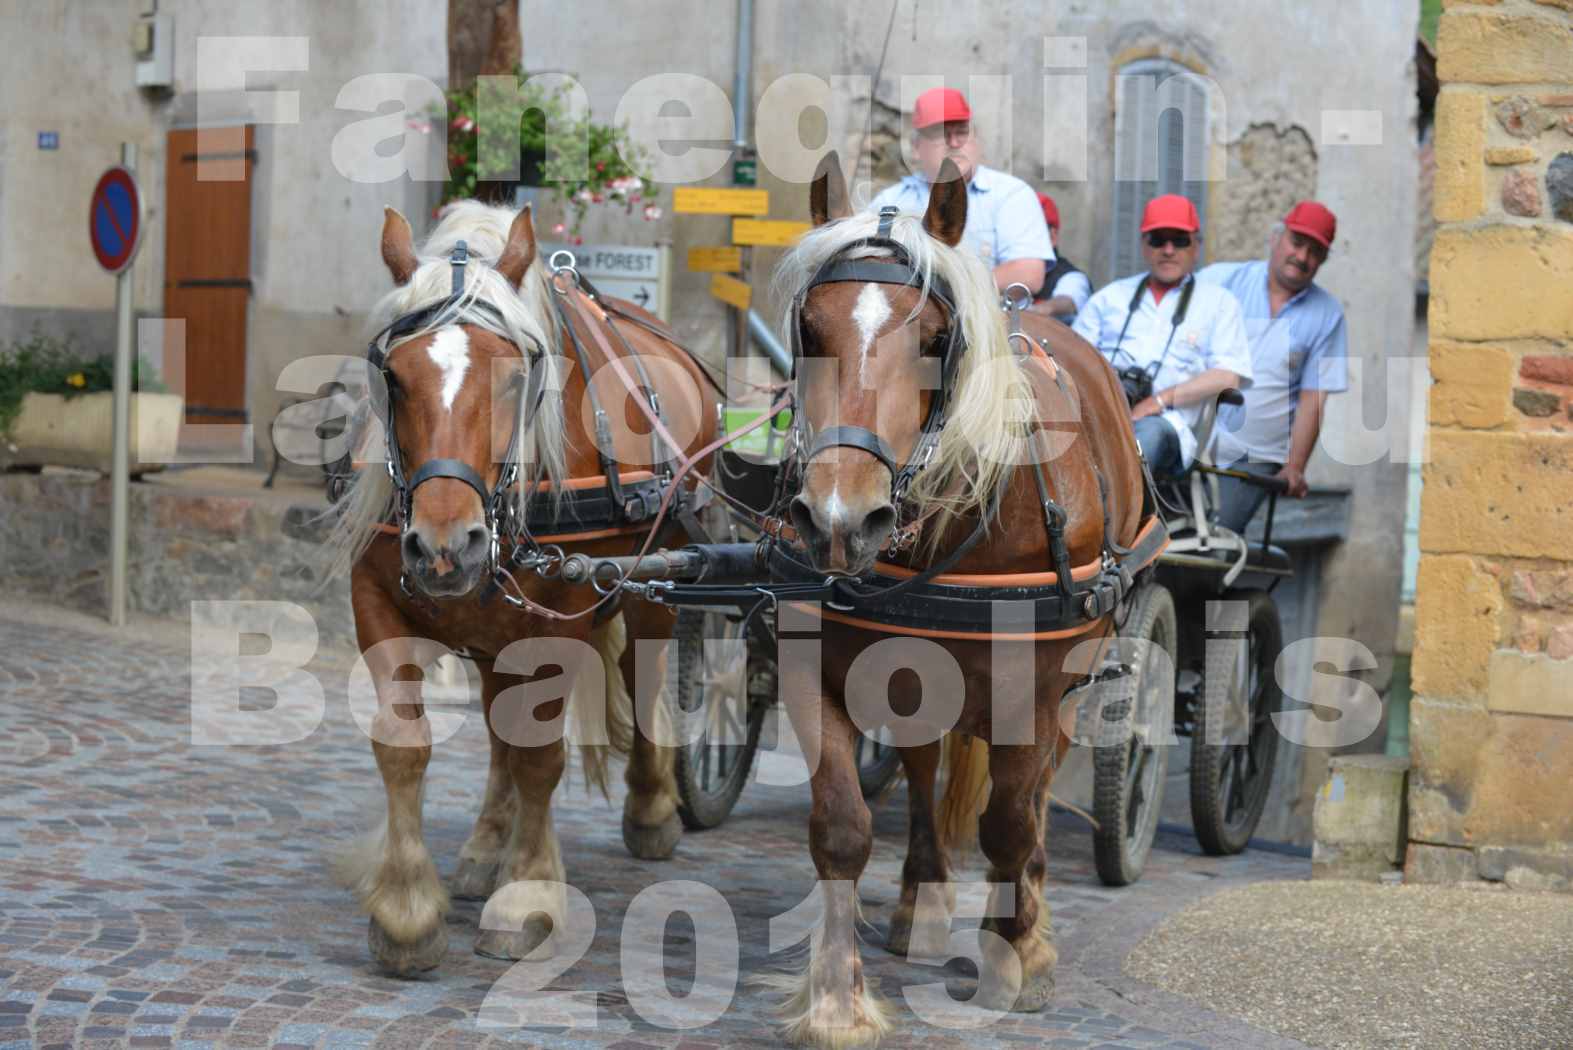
1283, 200, 1337, 248
1037, 192, 1060, 231
1140, 194, 1200, 234
912, 88, 972, 130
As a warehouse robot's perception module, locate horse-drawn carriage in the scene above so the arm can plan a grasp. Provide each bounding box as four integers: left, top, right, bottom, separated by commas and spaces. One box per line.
323, 155, 1291, 1043
561, 379, 1291, 888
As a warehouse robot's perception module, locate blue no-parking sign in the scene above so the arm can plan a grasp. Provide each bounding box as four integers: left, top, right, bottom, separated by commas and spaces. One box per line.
89, 166, 143, 273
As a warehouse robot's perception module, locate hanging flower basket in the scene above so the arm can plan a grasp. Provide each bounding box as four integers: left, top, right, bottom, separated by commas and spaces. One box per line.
438, 68, 661, 237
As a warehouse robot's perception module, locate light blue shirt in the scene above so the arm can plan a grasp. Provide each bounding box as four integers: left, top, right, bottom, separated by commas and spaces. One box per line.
868, 165, 1054, 270
1198, 259, 1349, 465
1072, 272, 1253, 468
1047, 269, 1092, 314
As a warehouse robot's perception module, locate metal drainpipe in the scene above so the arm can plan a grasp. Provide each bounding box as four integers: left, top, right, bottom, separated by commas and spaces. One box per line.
733, 0, 753, 154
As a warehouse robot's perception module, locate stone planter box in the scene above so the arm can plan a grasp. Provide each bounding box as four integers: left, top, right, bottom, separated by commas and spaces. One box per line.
2, 391, 184, 475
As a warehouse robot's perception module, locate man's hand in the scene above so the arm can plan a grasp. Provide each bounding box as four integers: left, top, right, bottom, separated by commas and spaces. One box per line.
1131, 396, 1163, 421
1275, 464, 1309, 498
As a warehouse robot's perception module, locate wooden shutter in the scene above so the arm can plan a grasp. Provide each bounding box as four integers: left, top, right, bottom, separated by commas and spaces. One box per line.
163, 126, 254, 424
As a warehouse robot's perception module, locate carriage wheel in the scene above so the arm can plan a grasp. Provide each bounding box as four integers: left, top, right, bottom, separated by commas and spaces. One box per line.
672, 605, 771, 829
1092, 582, 1176, 887
1190, 589, 1284, 855
855, 727, 903, 799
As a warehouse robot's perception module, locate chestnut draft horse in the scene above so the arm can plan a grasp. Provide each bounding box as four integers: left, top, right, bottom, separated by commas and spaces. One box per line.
322, 201, 717, 974
765, 157, 1153, 1045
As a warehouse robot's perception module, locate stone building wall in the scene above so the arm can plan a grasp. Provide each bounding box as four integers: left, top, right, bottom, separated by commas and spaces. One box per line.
1410, 0, 1573, 890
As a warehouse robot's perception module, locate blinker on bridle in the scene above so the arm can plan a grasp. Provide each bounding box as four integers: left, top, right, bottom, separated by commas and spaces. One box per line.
791, 206, 966, 506
363, 239, 549, 581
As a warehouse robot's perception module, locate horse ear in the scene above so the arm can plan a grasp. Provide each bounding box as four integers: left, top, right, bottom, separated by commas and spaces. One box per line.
381, 207, 419, 285
921, 159, 968, 247
495, 205, 538, 289
810, 151, 851, 227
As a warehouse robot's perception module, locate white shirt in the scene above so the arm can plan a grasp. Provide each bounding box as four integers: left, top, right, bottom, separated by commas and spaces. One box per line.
868, 165, 1054, 270
1072, 273, 1253, 468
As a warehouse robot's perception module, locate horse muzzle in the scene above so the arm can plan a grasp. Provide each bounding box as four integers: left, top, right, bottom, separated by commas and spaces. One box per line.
790, 493, 896, 576
400, 521, 492, 597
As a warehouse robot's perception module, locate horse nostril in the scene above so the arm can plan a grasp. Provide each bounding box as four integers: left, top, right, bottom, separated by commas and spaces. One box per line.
790, 497, 821, 547
462, 525, 490, 565
402, 529, 434, 566
861, 504, 897, 547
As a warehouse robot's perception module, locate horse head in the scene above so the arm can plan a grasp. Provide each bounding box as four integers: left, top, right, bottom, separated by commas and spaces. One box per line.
787, 154, 970, 576
376, 205, 541, 598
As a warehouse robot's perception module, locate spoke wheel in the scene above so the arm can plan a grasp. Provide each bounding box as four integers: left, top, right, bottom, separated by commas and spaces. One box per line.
1092, 582, 1176, 887
854, 726, 903, 799
672, 605, 772, 829
1189, 589, 1285, 855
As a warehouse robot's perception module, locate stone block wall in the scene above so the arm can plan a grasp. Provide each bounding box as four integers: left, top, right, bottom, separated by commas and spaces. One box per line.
0, 473, 356, 653
1411, 0, 1573, 891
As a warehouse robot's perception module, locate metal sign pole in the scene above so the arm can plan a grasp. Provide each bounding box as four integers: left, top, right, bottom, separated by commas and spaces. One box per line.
108, 142, 136, 627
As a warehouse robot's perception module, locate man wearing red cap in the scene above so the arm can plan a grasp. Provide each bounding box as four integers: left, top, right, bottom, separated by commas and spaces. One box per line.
1199, 201, 1348, 531
869, 87, 1053, 293
1029, 193, 1091, 321
1072, 194, 1252, 476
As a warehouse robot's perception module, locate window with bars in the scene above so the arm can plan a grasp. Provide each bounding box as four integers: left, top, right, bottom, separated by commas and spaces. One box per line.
1109, 59, 1213, 282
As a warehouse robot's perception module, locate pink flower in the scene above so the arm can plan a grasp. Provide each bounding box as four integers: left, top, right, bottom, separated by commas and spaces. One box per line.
591, 193, 603, 203
573, 236, 584, 245
595, 162, 605, 172
629, 193, 641, 204
643, 204, 662, 221
552, 222, 566, 235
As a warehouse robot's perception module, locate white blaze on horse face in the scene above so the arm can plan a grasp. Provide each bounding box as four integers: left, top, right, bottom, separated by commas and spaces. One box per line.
427, 326, 471, 411
851, 283, 891, 387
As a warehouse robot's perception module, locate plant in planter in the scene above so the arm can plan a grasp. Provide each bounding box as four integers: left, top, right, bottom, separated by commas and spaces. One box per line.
437, 69, 662, 238
0, 330, 183, 474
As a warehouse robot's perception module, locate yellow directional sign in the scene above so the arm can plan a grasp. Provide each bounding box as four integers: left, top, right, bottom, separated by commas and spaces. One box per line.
709, 273, 752, 311
732, 218, 811, 247
673, 187, 769, 215
687, 246, 743, 272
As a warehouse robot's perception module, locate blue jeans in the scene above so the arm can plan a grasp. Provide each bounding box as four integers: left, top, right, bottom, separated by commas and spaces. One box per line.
1215, 459, 1284, 534
1133, 415, 1184, 478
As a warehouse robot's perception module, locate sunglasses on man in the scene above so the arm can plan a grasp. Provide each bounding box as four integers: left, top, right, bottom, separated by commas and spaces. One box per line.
1145, 231, 1193, 249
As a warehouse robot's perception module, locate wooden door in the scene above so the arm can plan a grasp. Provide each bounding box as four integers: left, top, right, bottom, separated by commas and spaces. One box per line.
163, 126, 253, 424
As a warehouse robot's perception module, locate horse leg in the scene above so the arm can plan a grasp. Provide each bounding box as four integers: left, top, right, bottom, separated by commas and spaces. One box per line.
452, 658, 518, 900
886, 740, 953, 957
974, 740, 1059, 1013
771, 679, 889, 1048
333, 628, 449, 976
473, 731, 567, 960
617, 601, 682, 860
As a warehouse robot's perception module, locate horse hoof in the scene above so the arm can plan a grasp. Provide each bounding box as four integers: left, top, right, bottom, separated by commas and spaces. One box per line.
977, 968, 1055, 1013
450, 857, 500, 901
886, 913, 913, 956
474, 915, 554, 961
622, 811, 681, 860
368, 917, 447, 977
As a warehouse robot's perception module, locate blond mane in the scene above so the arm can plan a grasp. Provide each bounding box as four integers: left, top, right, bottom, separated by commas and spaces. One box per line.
771, 209, 1030, 548
320, 201, 569, 582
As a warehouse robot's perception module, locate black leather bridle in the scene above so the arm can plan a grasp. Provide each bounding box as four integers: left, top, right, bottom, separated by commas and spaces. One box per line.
787, 207, 967, 507
362, 240, 549, 578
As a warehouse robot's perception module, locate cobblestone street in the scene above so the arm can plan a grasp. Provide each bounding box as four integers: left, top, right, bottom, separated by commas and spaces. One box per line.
0, 605, 1313, 1050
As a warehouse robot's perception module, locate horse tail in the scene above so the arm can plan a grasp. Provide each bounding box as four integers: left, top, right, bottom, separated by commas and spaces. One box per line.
937, 732, 990, 853
572, 611, 636, 797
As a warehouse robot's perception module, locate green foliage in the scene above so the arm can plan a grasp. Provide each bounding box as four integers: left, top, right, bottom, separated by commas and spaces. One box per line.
436, 69, 661, 237
1420, 0, 1441, 46
0, 330, 165, 439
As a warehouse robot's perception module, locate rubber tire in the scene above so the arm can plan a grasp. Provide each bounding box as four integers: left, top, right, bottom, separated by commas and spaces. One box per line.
1190, 589, 1284, 856
672, 605, 770, 830
855, 732, 903, 799
1092, 582, 1177, 887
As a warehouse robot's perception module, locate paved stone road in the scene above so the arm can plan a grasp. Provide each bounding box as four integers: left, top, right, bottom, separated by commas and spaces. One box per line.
0, 607, 1312, 1050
